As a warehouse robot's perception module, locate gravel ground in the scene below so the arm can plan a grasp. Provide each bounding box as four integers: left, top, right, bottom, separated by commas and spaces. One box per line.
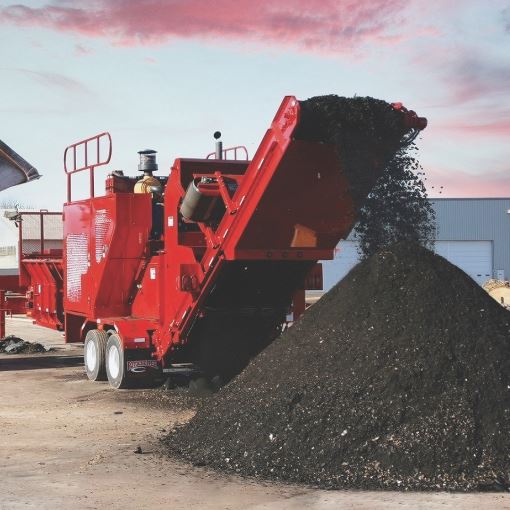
2, 318, 510, 508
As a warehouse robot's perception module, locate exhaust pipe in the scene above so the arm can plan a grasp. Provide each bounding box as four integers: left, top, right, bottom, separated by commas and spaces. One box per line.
214, 131, 223, 160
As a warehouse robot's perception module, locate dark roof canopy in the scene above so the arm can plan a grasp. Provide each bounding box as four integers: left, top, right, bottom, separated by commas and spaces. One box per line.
0, 139, 41, 192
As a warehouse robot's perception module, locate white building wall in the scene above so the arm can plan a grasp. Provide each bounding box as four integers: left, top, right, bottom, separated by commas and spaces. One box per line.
321, 198, 510, 292
0, 213, 18, 271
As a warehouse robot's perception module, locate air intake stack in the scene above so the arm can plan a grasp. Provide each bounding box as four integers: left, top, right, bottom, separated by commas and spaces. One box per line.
134, 149, 162, 196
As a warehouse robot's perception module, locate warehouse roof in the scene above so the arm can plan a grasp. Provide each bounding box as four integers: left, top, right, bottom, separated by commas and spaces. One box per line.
0, 139, 40, 192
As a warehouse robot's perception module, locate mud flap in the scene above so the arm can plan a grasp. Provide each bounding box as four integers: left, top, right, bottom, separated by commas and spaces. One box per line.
125, 350, 163, 385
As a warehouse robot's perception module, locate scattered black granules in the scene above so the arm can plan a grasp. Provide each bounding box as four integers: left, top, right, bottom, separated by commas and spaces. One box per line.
0, 335, 47, 354
165, 242, 510, 491
295, 95, 417, 210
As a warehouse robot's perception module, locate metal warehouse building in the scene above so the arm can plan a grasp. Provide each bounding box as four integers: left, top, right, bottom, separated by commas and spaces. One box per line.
322, 198, 510, 291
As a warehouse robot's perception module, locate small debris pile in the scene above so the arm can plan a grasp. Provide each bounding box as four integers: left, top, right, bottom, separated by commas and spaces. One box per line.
166, 242, 510, 491
0, 335, 48, 354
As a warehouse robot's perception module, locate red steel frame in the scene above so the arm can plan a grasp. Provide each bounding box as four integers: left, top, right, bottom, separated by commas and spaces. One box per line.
0, 290, 14, 338
18, 211, 64, 330
64, 132, 112, 202
0, 275, 25, 314
0, 290, 5, 338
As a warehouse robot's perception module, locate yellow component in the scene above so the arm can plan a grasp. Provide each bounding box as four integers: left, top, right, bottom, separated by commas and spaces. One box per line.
291, 224, 318, 248
134, 175, 162, 196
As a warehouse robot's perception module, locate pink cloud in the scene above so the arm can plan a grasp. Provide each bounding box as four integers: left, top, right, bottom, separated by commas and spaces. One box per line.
0, 0, 414, 52
409, 38, 510, 108
451, 57, 510, 104
425, 167, 510, 198
435, 118, 510, 138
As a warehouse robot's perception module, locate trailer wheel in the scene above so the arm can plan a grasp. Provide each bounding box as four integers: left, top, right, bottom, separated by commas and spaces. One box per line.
106, 333, 129, 389
84, 329, 108, 381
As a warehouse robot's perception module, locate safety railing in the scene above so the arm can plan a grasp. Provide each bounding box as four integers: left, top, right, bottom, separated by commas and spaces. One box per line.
64, 132, 112, 202
206, 145, 249, 161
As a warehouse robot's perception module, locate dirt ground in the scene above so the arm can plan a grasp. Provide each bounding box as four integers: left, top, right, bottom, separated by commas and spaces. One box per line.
1, 318, 510, 510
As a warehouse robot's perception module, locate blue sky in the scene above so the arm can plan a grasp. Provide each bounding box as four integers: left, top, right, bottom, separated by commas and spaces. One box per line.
0, 0, 509, 209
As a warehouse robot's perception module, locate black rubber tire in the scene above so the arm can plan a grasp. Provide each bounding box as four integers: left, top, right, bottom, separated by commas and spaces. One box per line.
84, 329, 108, 381
105, 333, 129, 389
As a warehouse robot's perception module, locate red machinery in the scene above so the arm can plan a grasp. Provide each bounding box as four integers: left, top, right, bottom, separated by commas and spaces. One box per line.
15, 210, 64, 329
20, 96, 426, 388
0, 290, 6, 338
0, 275, 25, 315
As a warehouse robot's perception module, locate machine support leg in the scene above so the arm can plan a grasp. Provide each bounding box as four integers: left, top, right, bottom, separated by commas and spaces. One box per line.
292, 289, 306, 322
0, 290, 5, 338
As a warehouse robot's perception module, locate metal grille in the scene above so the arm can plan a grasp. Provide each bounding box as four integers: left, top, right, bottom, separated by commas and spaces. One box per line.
20, 212, 63, 256
66, 233, 88, 303
94, 209, 110, 263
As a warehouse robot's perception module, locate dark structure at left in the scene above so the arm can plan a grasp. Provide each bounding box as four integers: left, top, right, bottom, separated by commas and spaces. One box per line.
0, 139, 41, 192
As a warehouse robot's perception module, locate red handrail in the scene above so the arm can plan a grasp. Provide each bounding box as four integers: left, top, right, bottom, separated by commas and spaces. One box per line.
206, 145, 249, 161
64, 132, 112, 202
